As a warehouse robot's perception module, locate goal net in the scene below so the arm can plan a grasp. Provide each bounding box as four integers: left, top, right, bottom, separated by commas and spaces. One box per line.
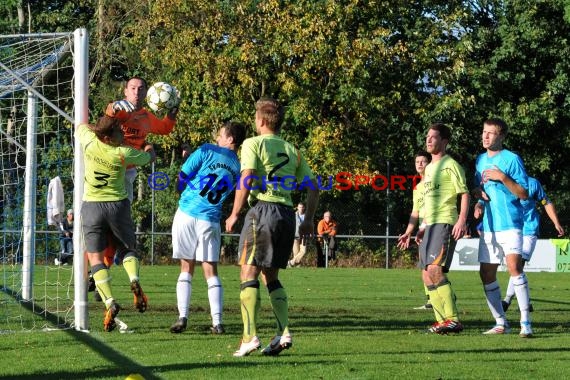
0, 29, 89, 332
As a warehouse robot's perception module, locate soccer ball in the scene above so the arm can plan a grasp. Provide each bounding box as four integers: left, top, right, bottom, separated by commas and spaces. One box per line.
146, 82, 179, 112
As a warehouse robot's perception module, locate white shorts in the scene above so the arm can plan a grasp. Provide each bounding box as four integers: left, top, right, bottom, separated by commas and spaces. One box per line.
172, 208, 221, 262
478, 229, 522, 264
522, 234, 538, 262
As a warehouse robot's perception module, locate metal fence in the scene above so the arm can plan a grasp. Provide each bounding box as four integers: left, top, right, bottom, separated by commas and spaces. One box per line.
136, 230, 410, 269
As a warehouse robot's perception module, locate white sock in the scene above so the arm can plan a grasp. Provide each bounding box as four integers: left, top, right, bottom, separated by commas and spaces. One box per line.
207, 276, 223, 326
513, 273, 531, 323
484, 281, 507, 326
176, 272, 192, 319
504, 276, 515, 303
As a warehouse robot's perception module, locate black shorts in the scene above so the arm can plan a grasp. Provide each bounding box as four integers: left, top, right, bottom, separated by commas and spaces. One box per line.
81, 199, 136, 254
238, 201, 295, 269
419, 224, 457, 272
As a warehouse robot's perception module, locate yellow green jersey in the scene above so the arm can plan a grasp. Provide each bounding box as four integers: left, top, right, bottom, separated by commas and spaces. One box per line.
240, 134, 314, 207
422, 155, 468, 225
412, 180, 426, 223
77, 124, 151, 202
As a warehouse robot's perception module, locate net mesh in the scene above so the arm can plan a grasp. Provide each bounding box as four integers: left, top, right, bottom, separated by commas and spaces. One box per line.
0, 33, 75, 332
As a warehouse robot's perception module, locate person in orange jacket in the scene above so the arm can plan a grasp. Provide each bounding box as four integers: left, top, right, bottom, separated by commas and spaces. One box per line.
316, 211, 338, 267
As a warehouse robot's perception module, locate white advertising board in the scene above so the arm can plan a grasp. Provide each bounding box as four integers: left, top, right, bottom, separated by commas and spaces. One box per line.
451, 238, 558, 272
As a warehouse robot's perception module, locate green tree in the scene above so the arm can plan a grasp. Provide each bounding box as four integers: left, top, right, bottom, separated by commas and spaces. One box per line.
0, 0, 24, 33
3, 0, 569, 244
448, 0, 570, 233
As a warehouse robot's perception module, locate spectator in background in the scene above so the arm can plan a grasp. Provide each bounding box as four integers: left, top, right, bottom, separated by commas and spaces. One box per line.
288, 203, 307, 268
317, 211, 338, 267
56, 208, 74, 266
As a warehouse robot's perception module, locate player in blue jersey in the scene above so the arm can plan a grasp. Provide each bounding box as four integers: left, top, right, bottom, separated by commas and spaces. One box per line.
472, 118, 532, 337
502, 177, 565, 311
169, 121, 246, 334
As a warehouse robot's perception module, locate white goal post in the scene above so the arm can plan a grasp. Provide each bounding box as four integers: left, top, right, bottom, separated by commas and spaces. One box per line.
73, 28, 89, 332
0, 28, 89, 332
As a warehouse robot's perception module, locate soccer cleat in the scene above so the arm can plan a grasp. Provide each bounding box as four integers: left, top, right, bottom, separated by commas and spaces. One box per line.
211, 324, 225, 334
169, 317, 187, 334
103, 302, 121, 332
130, 280, 148, 313
261, 335, 293, 356
233, 336, 261, 357
114, 317, 130, 333
94, 290, 103, 302
519, 322, 533, 338
426, 321, 444, 334
54, 258, 61, 266
483, 324, 511, 335
439, 319, 463, 334
426, 320, 462, 334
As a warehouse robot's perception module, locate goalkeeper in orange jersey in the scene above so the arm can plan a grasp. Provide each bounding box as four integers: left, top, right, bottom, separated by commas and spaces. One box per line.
97, 77, 178, 291
105, 76, 178, 203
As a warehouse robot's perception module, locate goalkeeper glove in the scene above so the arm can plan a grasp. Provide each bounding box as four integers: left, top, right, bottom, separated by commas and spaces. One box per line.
171, 86, 181, 107
112, 100, 135, 113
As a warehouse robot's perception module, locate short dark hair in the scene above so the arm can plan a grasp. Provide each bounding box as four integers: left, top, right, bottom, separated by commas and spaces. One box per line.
429, 122, 451, 141
484, 118, 508, 136
92, 115, 120, 139
223, 121, 247, 148
255, 97, 284, 131
415, 150, 431, 163
125, 76, 148, 89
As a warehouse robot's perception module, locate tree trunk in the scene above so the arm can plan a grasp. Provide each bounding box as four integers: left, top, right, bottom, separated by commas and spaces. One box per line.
16, 0, 25, 33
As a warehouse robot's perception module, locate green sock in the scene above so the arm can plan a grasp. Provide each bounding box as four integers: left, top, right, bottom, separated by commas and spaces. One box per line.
436, 282, 459, 321
122, 256, 140, 283
255, 290, 261, 328
240, 284, 259, 341
427, 286, 445, 322
93, 268, 113, 307
269, 287, 289, 336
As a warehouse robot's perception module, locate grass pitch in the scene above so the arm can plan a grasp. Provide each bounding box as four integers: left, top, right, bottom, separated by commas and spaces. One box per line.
1, 265, 570, 379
